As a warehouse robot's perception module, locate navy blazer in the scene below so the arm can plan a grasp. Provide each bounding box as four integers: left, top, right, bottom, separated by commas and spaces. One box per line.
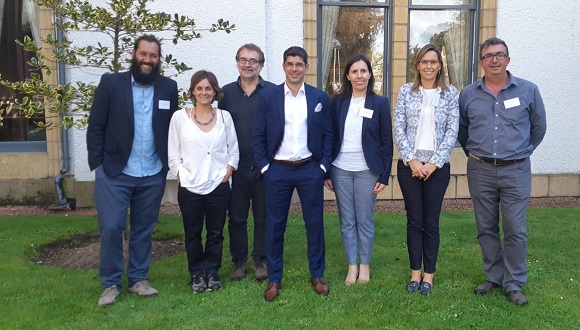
253, 83, 333, 171
86, 72, 179, 177
329, 93, 393, 184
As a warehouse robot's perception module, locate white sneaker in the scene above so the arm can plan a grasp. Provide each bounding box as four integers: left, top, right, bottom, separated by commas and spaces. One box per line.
128, 280, 159, 297
98, 285, 120, 307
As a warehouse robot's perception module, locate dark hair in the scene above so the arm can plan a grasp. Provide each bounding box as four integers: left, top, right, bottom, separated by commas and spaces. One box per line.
334, 54, 375, 100
188, 70, 224, 103
236, 43, 265, 64
283, 46, 308, 64
479, 37, 509, 58
134, 34, 162, 58
412, 44, 448, 92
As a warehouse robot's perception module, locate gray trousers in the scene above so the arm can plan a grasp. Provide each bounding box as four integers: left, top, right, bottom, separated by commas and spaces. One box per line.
467, 157, 531, 292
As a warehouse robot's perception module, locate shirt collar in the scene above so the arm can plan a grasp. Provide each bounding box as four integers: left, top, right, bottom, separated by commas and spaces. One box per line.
284, 82, 305, 96
236, 76, 266, 87
478, 70, 517, 89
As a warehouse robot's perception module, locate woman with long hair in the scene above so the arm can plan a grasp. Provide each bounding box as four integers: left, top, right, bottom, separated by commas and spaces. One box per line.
394, 44, 459, 294
325, 54, 393, 285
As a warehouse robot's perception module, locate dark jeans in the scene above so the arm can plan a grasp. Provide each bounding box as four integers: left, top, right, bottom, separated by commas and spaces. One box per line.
398, 160, 450, 274
228, 166, 266, 265
178, 182, 230, 277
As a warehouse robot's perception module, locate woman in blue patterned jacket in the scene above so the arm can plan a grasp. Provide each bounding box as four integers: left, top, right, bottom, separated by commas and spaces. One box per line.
394, 44, 459, 294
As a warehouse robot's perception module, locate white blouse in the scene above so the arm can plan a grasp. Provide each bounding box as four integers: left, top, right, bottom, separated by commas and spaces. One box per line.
332, 96, 369, 171
168, 108, 239, 195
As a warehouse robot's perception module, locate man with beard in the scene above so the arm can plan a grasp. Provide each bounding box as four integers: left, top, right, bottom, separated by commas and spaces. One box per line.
87, 35, 178, 307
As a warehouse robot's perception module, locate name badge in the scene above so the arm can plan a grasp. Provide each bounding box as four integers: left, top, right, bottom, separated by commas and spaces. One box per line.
504, 97, 520, 109
360, 108, 374, 118
158, 100, 171, 110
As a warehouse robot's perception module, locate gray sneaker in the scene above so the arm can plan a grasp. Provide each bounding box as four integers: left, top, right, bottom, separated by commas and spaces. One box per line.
128, 280, 158, 297
206, 273, 222, 291
98, 285, 120, 307
192, 275, 207, 293
254, 259, 268, 282
229, 264, 246, 281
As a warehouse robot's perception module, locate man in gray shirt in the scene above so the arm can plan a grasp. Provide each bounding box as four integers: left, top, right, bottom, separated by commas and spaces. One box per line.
458, 37, 546, 306
219, 44, 275, 282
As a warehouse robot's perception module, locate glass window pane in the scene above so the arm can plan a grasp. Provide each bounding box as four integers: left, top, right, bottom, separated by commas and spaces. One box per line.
411, 0, 472, 5
325, 0, 386, 3
0, 0, 46, 143
409, 9, 471, 90
321, 7, 385, 94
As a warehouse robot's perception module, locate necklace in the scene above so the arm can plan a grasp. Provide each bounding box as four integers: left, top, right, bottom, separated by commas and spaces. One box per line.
191, 108, 215, 126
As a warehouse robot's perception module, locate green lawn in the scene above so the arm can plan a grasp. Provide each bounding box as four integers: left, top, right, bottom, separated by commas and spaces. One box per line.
1, 207, 579, 329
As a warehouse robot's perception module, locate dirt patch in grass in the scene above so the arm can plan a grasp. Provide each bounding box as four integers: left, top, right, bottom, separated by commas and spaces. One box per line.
15, 197, 580, 269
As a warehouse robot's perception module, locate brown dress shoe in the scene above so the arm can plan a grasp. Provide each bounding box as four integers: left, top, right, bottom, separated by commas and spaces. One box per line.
474, 281, 500, 295
264, 282, 281, 302
508, 290, 528, 306
310, 278, 330, 295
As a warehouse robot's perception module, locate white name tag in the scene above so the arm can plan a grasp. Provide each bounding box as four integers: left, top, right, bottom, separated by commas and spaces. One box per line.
504, 97, 520, 109
360, 108, 374, 118
158, 100, 171, 109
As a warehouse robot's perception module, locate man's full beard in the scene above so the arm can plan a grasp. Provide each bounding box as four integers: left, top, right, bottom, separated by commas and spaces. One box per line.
130, 57, 161, 86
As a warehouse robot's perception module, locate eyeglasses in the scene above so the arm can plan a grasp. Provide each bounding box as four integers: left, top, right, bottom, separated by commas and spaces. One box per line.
237, 58, 260, 65
284, 62, 306, 69
419, 60, 439, 66
480, 53, 508, 61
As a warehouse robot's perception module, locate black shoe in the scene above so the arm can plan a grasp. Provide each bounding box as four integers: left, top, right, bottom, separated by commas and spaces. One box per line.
206, 273, 222, 291
420, 282, 433, 294
474, 281, 500, 295
508, 290, 528, 306
407, 281, 420, 293
191, 275, 207, 293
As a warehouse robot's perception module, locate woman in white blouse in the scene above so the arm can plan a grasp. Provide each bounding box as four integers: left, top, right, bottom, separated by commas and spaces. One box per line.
324, 54, 393, 285
394, 44, 459, 294
168, 70, 239, 293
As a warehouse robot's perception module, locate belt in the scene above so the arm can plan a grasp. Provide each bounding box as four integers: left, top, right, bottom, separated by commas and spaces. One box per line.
272, 156, 315, 167
469, 153, 526, 166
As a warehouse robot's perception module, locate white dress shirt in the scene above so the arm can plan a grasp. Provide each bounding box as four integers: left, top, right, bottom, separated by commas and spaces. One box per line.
275, 83, 312, 161
168, 108, 239, 195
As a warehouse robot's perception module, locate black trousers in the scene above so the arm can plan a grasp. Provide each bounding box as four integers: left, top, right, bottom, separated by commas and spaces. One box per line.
397, 160, 450, 273
228, 166, 266, 265
178, 182, 230, 277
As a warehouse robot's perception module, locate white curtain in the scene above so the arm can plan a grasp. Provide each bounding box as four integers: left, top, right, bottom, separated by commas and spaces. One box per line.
444, 10, 469, 89
23, 0, 41, 47
321, 1, 340, 90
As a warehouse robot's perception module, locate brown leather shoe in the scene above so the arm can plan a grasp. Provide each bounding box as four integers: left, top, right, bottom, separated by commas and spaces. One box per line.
264, 282, 281, 302
474, 281, 500, 295
310, 278, 330, 295
508, 290, 528, 306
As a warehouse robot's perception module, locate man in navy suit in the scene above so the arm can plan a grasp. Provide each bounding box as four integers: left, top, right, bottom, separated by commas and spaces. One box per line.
87, 35, 178, 307
253, 46, 333, 302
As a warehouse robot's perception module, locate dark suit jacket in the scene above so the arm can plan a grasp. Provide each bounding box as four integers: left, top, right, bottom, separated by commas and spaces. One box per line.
329, 93, 393, 184
253, 83, 332, 171
86, 72, 178, 177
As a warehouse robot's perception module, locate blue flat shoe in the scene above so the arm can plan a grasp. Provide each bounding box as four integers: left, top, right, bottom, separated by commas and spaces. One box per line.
420, 281, 433, 294
407, 281, 420, 293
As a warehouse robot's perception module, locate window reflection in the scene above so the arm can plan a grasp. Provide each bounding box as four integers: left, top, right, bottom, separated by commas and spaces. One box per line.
409, 9, 471, 90
321, 6, 385, 95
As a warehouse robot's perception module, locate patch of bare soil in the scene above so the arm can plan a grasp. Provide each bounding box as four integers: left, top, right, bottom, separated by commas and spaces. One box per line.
10, 197, 579, 269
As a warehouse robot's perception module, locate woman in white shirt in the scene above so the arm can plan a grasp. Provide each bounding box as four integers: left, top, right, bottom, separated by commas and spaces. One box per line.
168, 70, 239, 293
324, 54, 393, 285
394, 44, 459, 294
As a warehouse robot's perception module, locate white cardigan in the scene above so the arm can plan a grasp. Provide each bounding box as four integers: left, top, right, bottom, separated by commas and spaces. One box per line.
168, 108, 239, 195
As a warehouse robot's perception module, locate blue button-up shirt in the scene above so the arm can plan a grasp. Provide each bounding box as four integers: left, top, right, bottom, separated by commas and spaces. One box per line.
458, 72, 547, 160
123, 76, 163, 177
